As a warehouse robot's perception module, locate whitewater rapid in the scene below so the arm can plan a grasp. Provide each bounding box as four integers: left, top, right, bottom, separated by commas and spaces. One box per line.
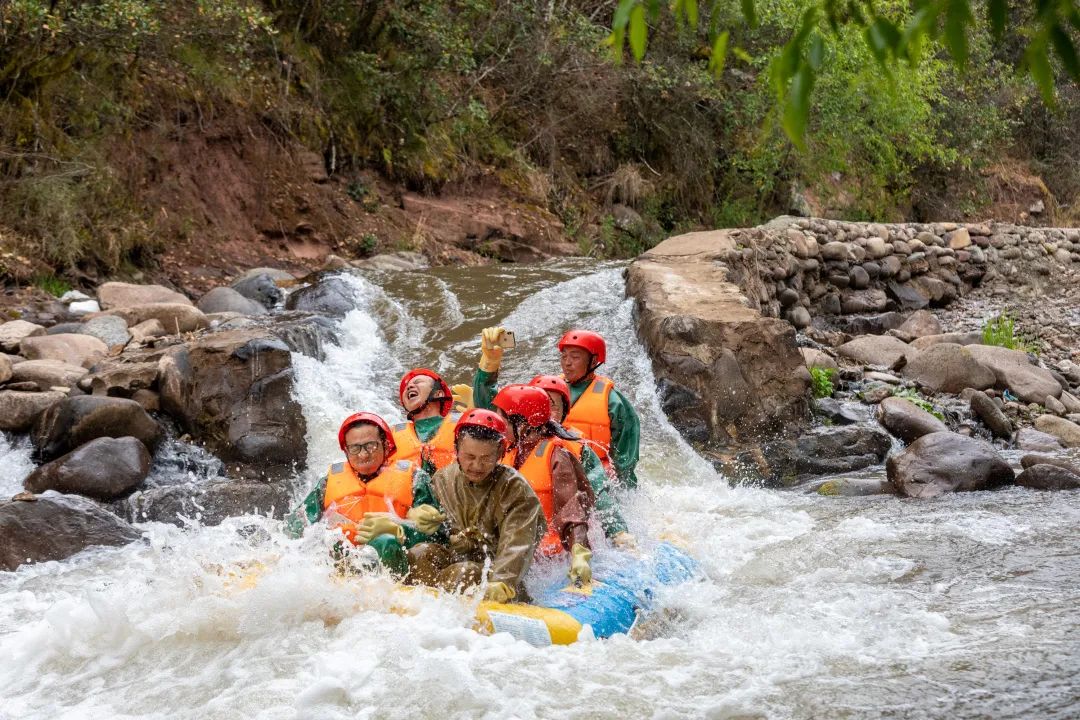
1, 259, 1077, 719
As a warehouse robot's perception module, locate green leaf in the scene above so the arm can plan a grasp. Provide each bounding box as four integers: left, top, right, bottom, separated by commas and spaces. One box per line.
709, 30, 729, 78
629, 4, 647, 61
732, 46, 753, 64
987, 0, 1007, 40
741, 0, 757, 29
1027, 38, 1056, 105
783, 63, 815, 151
684, 0, 699, 27
1049, 24, 1080, 81
944, 0, 972, 70
808, 33, 825, 71
613, 0, 634, 31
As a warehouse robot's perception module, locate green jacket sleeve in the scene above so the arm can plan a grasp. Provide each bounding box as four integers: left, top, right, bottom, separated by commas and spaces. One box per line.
607, 387, 641, 489
581, 447, 628, 537
472, 368, 499, 411
409, 467, 450, 546
284, 476, 327, 538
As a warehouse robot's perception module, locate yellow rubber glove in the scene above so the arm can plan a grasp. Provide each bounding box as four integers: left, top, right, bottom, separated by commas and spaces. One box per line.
355, 513, 405, 545
406, 504, 447, 535
569, 543, 592, 585
479, 326, 506, 373
484, 581, 516, 604
611, 531, 637, 551
451, 383, 474, 413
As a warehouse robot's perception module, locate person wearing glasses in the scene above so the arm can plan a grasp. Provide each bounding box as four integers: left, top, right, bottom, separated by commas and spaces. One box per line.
285, 412, 440, 576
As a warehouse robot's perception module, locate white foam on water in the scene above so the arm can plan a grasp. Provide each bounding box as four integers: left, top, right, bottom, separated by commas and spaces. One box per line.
0, 432, 34, 498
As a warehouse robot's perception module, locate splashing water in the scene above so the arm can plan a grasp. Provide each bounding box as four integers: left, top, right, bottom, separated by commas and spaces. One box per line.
2, 259, 1078, 719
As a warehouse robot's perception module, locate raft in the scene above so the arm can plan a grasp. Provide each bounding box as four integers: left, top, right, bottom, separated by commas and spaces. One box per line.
475, 542, 698, 646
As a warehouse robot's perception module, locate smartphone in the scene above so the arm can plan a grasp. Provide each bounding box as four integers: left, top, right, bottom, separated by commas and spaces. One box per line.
498, 330, 516, 349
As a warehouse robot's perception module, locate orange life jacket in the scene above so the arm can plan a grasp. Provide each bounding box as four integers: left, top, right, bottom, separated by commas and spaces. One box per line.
391, 413, 459, 472
323, 459, 415, 544
503, 439, 567, 557
563, 375, 614, 463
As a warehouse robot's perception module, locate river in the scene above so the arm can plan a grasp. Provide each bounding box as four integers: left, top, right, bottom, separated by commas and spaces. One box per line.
1, 259, 1078, 719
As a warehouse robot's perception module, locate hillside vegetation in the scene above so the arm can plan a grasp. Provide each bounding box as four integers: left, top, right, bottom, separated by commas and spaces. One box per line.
1, 0, 1078, 287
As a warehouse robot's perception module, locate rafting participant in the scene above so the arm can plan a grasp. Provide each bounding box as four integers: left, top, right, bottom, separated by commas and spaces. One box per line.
285, 412, 434, 576
472, 326, 642, 488
528, 374, 636, 550
390, 368, 459, 475
405, 409, 546, 604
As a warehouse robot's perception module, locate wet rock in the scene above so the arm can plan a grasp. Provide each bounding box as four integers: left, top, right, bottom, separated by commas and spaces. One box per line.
1033, 415, 1080, 447
813, 398, 871, 425
0, 320, 46, 353
0, 390, 66, 431
887, 432, 1014, 498
901, 343, 995, 393
876, 396, 949, 444
24, 437, 151, 499
121, 480, 291, 525
19, 334, 107, 369
969, 390, 1014, 438
794, 425, 891, 476
1015, 427, 1063, 452
1015, 464, 1080, 491
231, 273, 285, 309
815, 477, 895, 496
0, 494, 141, 570
9, 359, 87, 389
158, 329, 307, 472
1020, 454, 1080, 473
197, 287, 268, 316
910, 331, 983, 351
890, 310, 942, 341
861, 384, 894, 404
132, 389, 160, 412
285, 275, 356, 317
98, 282, 191, 309
100, 303, 209, 334
32, 395, 162, 462
965, 345, 1062, 404
800, 348, 837, 371
353, 251, 430, 272
836, 335, 914, 369
80, 315, 131, 350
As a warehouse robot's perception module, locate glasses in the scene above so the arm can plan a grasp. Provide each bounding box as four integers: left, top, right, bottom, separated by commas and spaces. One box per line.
346, 441, 383, 457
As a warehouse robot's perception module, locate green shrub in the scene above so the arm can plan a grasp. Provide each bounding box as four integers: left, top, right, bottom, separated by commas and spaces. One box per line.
809, 366, 835, 398
31, 273, 72, 297
982, 311, 1039, 354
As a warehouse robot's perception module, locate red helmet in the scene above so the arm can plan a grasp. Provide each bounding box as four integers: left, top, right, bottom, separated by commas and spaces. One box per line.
455, 409, 509, 451
337, 412, 396, 457
493, 384, 552, 427
528, 374, 571, 411
557, 330, 606, 365
398, 368, 453, 417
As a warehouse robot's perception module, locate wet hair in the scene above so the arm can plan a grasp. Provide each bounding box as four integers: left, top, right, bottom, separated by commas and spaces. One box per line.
455, 425, 504, 447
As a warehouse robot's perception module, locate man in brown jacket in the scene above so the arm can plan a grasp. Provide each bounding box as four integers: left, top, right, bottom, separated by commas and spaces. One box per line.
406, 408, 546, 604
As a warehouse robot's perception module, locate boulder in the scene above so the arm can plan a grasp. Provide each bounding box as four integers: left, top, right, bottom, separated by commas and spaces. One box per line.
158, 328, 307, 471
32, 395, 162, 462
836, 335, 914, 369
890, 310, 942, 341
97, 281, 191, 309
1033, 415, 1080, 447
1020, 454, 1080, 473
0, 320, 46, 353
19, 333, 108, 369
965, 345, 1062, 404
0, 354, 10, 384
886, 431, 1014, 498
799, 348, 838, 371
0, 494, 142, 571
876, 396, 949, 443
100, 303, 209, 334
353, 251, 430, 272
1015, 464, 1080, 491
815, 477, 896, 496
284, 275, 356, 316
1045, 394, 1067, 416
901, 343, 995, 393
198, 286, 268, 316
80, 315, 131, 349
969, 390, 1014, 438
130, 318, 166, 343
626, 230, 810, 456
1059, 391, 1080, 414
9, 359, 88, 389
794, 425, 892, 476
230, 272, 287, 308
910, 332, 983, 351
84, 360, 159, 397
234, 267, 297, 285
119, 480, 291, 525
1015, 427, 1063, 452
24, 436, 151, 499
0, 390, 66, 431
813, 398, 871, 425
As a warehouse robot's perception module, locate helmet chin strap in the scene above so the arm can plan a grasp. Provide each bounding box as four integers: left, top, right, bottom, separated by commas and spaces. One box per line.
407, 382, 449, 419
